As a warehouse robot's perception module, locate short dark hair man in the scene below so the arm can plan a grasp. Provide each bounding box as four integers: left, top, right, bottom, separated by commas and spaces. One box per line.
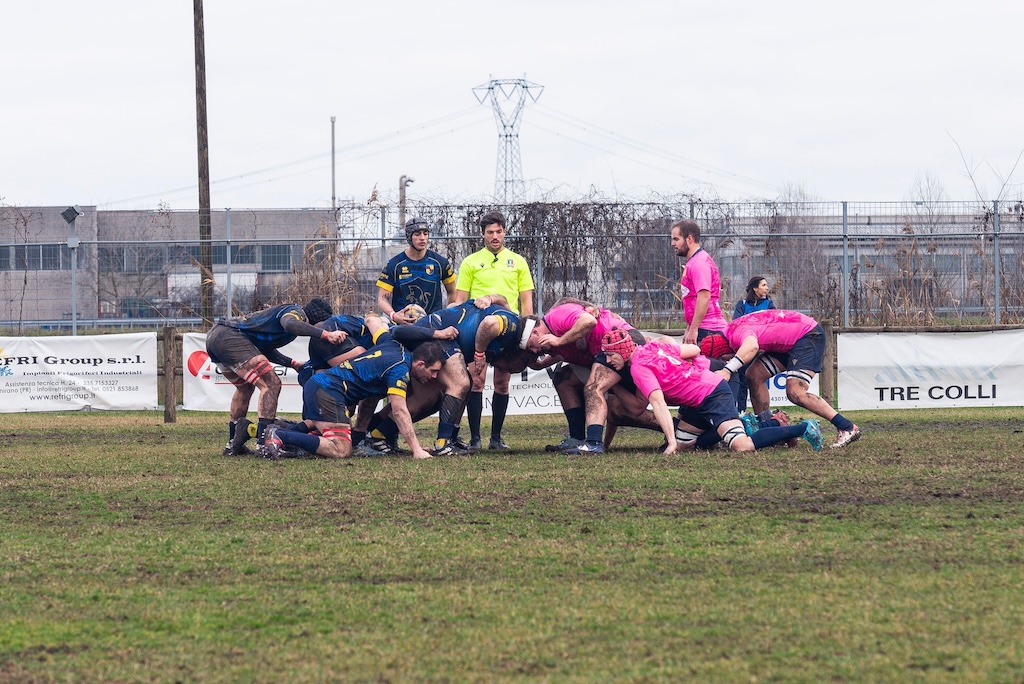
376, 217, 456, 324
452, 210, 535, 451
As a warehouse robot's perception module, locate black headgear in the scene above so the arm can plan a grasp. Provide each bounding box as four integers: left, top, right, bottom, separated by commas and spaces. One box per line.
405, 217, 430, 245
302, 298, 333, 325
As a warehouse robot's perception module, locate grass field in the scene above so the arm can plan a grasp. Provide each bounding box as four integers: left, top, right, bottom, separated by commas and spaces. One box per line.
3, 407, 1024, 683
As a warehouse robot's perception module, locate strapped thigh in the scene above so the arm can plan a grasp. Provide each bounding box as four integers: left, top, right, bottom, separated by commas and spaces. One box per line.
758, 354, 784, 377
321, 426, 352, 443
786, 369, 814, 385
242, 359, 276, 385
721, 424, 747, 448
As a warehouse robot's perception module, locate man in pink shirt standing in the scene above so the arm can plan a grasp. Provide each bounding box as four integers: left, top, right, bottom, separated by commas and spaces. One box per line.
600, 328, 822, 454
671, 219, 728, 346
701, 309, 861, 448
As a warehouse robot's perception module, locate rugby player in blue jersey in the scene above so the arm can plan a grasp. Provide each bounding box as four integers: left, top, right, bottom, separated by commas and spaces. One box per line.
376, 217, 456, 324
205, 299, 342, 455
263, 337, 446, 460
371, 296, 523, 456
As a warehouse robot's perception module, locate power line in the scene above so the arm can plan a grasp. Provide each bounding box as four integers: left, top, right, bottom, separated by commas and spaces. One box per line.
525, 121, 772, 199
100, 106, 488, 207
532, 104, 779, 193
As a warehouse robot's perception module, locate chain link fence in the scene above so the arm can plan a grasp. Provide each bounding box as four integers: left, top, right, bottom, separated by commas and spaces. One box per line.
3, 200, 1023, 333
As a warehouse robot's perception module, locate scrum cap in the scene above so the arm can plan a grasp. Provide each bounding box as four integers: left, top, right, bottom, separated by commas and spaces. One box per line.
699, 332, 734, 359
302, 298, 333, 325
405, 217, 430, 245
600, 326, 636, 361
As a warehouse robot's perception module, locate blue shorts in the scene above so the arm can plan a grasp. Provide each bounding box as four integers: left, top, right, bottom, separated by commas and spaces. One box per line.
765, 324, 825, 374
676, 381, 738, 431
301, 381, 350, 425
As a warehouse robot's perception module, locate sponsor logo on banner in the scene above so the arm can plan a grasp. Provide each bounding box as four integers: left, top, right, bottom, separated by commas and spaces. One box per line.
0, 334, 158, 412
837, 330, 1024, 410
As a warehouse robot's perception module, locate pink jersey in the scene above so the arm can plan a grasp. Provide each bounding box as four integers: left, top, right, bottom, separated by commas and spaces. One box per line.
724, 310, 817, 353
679, 249, 727, 332
543, 303, 634, 367
629, 340, 724, 407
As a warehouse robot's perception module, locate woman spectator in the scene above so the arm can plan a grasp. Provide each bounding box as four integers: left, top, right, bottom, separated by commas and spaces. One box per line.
730, 276, 776, 412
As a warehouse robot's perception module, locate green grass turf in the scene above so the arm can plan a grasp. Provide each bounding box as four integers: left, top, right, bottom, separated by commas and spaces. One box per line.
2, 408, 1023, 682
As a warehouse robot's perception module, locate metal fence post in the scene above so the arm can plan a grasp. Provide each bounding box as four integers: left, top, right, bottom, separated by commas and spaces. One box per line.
993, 199, 1001, 325
380, 206, 388, 270
225, 207, 232, 317
842, 201, 849, 327
534, 235, 544, 314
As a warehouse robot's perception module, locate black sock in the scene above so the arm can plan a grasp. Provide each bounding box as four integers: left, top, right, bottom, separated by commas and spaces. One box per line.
228, 421, 237, 442
565, 407, 586, 440
467, 391, 483, 441
351, 430, 366, 446
585, 423, 604, 444
490, 393, 509, 440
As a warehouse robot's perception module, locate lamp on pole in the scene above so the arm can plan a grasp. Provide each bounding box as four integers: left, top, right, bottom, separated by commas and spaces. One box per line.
399, 175, 414, 231
61, 205, 83, 336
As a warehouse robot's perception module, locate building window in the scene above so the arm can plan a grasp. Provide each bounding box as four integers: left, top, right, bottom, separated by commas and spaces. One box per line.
261, 244, 291, 272
99, 246, 125, 273
232, 245, 257, 264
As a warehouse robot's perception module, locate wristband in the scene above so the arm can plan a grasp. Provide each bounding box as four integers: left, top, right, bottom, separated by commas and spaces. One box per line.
474, 350, 486, 359
389, 311, 397, 322
725, 356, 743, 373
320, 329, 330, 340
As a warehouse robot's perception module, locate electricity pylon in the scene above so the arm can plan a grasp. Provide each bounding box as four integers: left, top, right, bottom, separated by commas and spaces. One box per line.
473, 77, 544, 204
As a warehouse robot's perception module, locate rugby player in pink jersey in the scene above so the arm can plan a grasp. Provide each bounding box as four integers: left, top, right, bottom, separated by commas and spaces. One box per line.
702, 309, 861, 448
600, 328, 823, 454
521, 298, 659, 454
671, 220, 728, 345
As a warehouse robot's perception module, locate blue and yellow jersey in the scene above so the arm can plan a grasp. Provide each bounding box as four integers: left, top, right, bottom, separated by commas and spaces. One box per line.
310, 335, 412, 403
307, 315, 376, 370
215, 304, 307, 351
376, 249, 456, 314
426, 302, 521, 358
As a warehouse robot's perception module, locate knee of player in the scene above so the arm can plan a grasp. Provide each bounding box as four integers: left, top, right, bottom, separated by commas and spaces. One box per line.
320, 433, 351, 459
731, 435, 756, 452
785, 384, 809, 405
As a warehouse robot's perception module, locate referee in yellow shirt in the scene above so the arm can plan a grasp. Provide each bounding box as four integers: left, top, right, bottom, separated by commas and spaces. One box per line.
453, 210, 535, 450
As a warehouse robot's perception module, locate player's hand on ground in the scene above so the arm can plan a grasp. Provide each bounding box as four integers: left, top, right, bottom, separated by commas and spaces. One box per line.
662, 439, 678, 455
412, 448, 433, 459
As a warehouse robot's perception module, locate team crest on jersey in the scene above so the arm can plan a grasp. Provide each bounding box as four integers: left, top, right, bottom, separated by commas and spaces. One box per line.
426, 265, 434, 275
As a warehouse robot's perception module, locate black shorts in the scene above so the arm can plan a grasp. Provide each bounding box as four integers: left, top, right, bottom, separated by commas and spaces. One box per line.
676, 382, 739, 431
301, 381, 351, 425
765, 325, 825, 375
206, 324, 260, 370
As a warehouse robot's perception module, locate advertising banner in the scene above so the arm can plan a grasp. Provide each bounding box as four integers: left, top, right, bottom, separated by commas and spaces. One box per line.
0, 333, 158, 412
182, 333, 563, 415
837, 330, 1024, 410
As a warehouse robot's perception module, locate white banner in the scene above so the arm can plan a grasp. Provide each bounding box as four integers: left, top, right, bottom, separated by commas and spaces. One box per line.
183, 333, 306, 412
182, 333, 563, 415
837, 330, 1024, 410
0, 333, 158, 412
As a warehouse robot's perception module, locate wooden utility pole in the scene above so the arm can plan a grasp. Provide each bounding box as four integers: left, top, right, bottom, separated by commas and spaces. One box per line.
194, 0, 214, 325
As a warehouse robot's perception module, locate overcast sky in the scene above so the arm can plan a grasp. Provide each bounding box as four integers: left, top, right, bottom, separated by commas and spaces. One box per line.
3, 1, 1022, 211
